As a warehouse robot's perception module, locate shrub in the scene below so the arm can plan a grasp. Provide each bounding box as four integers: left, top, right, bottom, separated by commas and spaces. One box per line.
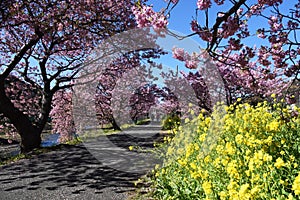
151, 101, 300, 199
161, 114, 181, 130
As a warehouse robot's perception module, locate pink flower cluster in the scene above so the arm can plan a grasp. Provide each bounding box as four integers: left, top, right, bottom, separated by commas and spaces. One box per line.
227, 38, 243, 50
197, 0, 225, 10
197, 0, 212, 10
132, 5, 168, 31
213, 0, 225, 5
258, 0, 283, 6
140, 0, 300, 105
191, 20, 212, 41
50, 90, 75, 143
165, 0, 179, 4
257, 29, 266, 39
172, 47, 200, 69
220, 16, 240, 38
247, 4, 263, 17
268, 15, 283, 31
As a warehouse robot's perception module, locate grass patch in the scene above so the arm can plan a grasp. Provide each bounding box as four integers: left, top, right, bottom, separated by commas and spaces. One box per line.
135, 118, 151, 125
0, 143, 80, 166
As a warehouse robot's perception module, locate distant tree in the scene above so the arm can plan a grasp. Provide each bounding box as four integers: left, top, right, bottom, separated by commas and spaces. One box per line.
50, 89, 75, 143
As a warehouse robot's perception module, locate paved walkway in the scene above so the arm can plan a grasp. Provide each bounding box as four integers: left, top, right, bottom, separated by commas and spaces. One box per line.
0, 123, 163, 200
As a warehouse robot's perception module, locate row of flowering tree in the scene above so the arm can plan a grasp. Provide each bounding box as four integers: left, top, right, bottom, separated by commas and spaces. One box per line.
0, 0, 180, 150
2, 0, 300, 153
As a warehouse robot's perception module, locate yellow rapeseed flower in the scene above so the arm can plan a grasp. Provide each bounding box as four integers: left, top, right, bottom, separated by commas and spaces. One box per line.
227, 181, 239, 198
186, 144, 194, 158
264, 136, 273, 145
199, 133, 207, 142
190, 162, 197, 170
225, 142, 235, 155
245, 170, 251, 177
194, 143, 200, 150
216, 145, 223, 154
191, 170, 201, 179
202, 181, 212, 195
263, 173, 269, 178
226, 161, 239, 178
250, 186, 260, 196
271, 93, 276, 99
292, 173, 300, 195
235, 134, 243, 144
204, 155, 211, 163
274, 157, 285, 169
184, 118, 190, 123
249, 159, 255, 171
178, 159, 187, 166
267, 120, 279, 131
205, 117, 211, 125
263, 153, 272, 162
221, 156, 230, 166
246, 149, 251, 156
239, 183, 250, 196
200, 170, 209, 179
219, 191, 227, 200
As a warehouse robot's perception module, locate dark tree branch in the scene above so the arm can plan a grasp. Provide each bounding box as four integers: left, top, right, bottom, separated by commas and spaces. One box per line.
209, 0, 246, 51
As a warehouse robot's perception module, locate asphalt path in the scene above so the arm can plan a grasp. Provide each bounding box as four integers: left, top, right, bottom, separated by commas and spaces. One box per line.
0, 123, 164, 200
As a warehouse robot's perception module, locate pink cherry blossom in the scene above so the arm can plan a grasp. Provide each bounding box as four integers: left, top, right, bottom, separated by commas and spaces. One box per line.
258, 0, 283, 6
132, 5, 168, 31
172, 47, 187, 61
197, 0, 212, 10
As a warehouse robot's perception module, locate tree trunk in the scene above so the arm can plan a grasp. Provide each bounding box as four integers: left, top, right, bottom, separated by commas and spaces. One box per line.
111, 118, 121, 130
0, 82, 44, 153
20, 128, 41, 153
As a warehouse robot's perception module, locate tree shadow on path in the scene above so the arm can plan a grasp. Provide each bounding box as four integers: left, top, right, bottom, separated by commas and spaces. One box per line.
0, 125, 164, 200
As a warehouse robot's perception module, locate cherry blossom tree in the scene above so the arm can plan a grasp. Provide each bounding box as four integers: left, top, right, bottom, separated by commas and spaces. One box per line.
93, 49, 163, 129
55, 26, 168, 138
133, 0, 300, 105
0, 0, 144, 152
50, 89, 75, 143
129, 83, 165, 123
95, 56, 143, 130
